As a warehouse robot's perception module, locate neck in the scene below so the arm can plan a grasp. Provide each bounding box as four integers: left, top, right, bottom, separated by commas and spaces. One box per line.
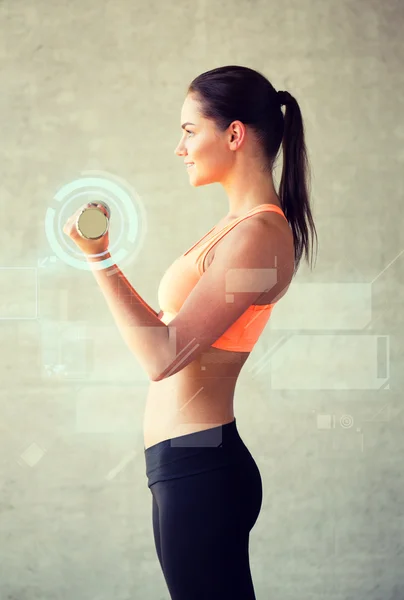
221, 161, 279, 218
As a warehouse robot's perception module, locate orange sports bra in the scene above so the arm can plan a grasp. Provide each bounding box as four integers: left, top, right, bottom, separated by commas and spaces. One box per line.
157, 204, 288, 352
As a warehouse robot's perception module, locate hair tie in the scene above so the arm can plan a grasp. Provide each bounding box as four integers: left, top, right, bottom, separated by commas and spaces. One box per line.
278, 90, 288, 106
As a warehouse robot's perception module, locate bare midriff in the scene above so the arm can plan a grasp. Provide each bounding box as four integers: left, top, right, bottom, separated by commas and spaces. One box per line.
143, 346, 251, 449
143, 202, 294, 449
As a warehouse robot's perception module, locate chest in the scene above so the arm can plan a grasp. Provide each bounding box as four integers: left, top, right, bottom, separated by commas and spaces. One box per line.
202, 215, 248, 268
158, 210, 293, 314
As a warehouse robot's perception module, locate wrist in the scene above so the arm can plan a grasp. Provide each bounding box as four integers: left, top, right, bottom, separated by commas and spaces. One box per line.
86, 251, 111, 263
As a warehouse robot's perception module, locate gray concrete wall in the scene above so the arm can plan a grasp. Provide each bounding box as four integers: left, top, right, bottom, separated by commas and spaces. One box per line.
0, 0, 403, 598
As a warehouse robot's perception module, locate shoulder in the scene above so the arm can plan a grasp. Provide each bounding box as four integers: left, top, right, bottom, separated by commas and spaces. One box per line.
216, 211, 291, 263
210, 212, 295, 301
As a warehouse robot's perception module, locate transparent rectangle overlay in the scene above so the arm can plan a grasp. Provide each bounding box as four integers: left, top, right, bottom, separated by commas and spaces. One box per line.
269, 334, 389, 390
270, 283, 372, 330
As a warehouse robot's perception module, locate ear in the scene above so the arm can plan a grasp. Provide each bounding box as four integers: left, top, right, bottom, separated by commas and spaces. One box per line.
229, 120, 246, 150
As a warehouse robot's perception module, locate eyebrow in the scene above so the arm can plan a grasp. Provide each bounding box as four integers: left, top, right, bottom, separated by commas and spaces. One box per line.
181, 122, 195, 129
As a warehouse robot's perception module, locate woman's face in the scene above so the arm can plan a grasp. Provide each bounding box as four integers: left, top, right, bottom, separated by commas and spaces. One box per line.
174, 94, 233, 187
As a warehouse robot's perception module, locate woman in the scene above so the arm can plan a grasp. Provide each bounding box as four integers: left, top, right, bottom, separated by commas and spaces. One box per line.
66, 65, 317, 600
142, 65, 317, 600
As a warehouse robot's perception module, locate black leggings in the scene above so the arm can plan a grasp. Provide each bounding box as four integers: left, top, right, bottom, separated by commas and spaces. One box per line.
144, 419, 263, 600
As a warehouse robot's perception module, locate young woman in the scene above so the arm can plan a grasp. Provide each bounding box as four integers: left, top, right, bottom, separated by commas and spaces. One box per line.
68, 64, 318, 599
142, 65, 318, 600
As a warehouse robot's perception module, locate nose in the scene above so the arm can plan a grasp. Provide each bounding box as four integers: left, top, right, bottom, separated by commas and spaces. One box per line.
174, 140, 186, 157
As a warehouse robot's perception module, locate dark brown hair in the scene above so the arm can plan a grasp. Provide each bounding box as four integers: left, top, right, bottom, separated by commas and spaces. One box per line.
188, 65, 318, 273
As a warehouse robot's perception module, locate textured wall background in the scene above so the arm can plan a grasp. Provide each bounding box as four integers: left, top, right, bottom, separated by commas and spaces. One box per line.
0, 0, 403, 598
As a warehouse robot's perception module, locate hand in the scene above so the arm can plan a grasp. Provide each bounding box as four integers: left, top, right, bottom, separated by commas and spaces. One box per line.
63, 202, 110, 258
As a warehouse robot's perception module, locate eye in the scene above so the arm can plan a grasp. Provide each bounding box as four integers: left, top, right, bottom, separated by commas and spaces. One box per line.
185, 129, 194, 137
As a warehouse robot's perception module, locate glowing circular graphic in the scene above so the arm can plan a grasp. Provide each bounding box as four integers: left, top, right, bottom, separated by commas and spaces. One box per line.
45, 171, 147, 270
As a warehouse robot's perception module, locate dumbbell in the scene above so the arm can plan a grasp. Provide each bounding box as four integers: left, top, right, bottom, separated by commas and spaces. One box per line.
76, 201, 111, 240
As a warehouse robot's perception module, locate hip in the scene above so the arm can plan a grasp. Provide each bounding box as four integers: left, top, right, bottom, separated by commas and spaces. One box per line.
144, 418, 261, 490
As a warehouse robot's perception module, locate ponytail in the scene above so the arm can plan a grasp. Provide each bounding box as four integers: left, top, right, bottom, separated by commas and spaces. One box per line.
278, 91, 318, 274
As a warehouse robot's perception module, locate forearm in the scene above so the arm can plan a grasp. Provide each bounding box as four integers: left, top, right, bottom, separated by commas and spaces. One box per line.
86, 253, 168, 381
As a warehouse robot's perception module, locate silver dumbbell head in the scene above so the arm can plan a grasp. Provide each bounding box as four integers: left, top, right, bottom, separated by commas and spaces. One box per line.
76, 203, 110, 240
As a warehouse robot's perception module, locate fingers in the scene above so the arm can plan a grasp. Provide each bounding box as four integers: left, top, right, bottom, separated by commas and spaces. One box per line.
82, 202, 107, 215
96, 203, 109, 217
